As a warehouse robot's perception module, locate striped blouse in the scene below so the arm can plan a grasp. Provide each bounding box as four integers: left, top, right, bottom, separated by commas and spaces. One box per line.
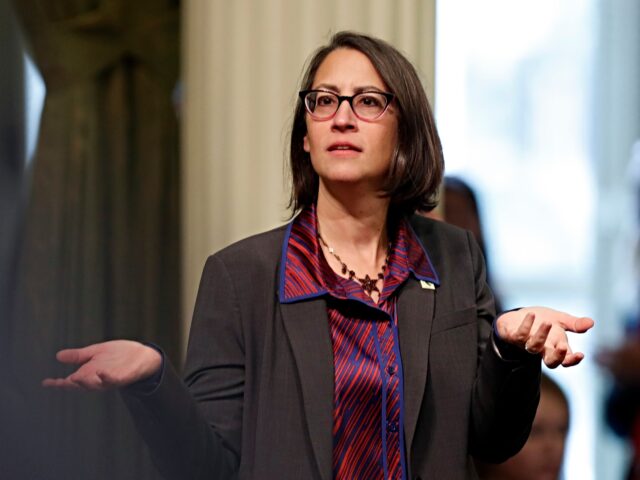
279, 206, 439, 480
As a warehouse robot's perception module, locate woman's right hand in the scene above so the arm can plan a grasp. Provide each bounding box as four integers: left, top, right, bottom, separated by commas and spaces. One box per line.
42, 340, 162, 391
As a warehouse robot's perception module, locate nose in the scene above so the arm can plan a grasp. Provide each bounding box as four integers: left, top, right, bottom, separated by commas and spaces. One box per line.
331, 98, 357, 130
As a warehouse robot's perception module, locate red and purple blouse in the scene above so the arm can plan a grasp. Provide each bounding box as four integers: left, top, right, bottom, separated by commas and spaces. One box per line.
279, 206, 439, 480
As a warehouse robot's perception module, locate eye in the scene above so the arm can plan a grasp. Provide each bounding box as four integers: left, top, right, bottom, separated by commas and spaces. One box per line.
316, 93, 337, 106
356, 93, 385, 109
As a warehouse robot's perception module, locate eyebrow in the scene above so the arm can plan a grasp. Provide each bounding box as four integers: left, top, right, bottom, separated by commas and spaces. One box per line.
312, 83, 387, 94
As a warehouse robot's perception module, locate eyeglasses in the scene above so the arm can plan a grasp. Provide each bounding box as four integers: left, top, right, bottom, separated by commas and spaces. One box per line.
299, 90, 395, 121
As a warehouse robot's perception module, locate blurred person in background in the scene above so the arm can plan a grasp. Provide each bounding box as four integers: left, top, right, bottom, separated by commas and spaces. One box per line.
425, 176, 504, 313
475, 373, 570, 480
599, 335, 640, 480
599, 140, 640, 480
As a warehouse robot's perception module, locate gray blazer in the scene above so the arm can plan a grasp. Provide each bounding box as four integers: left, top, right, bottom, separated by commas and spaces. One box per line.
123, 215, 540, 480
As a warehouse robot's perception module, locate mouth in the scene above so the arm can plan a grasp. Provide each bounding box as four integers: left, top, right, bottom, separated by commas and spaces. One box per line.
328, 143, 362, 153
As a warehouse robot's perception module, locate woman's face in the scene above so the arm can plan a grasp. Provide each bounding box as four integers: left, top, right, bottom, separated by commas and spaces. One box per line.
303, 48, 398, 194
489, 392, 569, 480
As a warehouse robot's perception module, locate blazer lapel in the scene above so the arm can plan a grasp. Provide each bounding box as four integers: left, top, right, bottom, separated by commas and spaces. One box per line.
280, 297, 334, 480
398, 278, 435, 451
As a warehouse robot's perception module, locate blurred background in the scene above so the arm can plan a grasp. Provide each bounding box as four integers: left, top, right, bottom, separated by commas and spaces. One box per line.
0, 0, 638, 479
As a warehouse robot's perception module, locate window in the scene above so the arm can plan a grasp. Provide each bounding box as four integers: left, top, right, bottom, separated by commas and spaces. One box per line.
435, 1, 637, 478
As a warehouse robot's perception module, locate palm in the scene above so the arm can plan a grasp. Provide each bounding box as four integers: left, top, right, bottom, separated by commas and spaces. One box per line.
42, 340, 161, 391
496, 307, 594, 368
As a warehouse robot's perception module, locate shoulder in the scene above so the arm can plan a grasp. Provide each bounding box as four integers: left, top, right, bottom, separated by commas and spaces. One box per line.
219, 224, 288, 258
203, 224, 289, 278
408, 214, 486, 285
409, 214, 474, 256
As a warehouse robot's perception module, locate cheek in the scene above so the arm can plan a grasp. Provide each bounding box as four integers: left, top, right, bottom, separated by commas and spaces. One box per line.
379, 124, 399, 163
389, 129, 399, 154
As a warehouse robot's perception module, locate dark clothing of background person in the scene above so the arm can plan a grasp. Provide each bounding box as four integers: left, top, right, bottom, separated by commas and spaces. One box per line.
603, 319, 640, 480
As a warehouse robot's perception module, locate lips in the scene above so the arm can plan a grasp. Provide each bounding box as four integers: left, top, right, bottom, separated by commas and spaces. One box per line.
328, 142, 362, 152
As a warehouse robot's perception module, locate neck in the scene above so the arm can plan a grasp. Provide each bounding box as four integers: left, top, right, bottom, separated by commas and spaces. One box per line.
316, 181, 390, 253
315, 181, 392, 294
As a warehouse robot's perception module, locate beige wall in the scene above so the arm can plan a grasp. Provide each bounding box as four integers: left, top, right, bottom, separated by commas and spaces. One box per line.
181, 0, 436, 347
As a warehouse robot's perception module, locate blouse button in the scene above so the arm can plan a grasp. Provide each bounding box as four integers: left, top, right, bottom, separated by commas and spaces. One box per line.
386, 365, 397, 376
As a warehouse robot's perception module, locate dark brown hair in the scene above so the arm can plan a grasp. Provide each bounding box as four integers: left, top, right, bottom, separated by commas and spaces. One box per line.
288, 31, 444, 216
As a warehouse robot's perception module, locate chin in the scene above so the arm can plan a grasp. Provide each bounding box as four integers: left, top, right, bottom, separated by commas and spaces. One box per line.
320, 167, 387, 186
318, 168, 367, 183
328, 174, 368, 183
324, 175, 383, 191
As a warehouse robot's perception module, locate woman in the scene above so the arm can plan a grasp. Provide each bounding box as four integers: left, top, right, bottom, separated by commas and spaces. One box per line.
44, 32, 593, 480
475, 373, 571, 480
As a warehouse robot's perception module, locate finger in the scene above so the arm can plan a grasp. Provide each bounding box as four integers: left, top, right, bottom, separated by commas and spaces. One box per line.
542, 341, 568, 369
63, 361, 106, 390
561, 351, 585, 368
558, 316, 595, 333
56, 345, 100, 365
558, 338, 586, 368
42, 377, 89, 390
68, 371, 105, 391
524, 322, 552, 354
42, 377, 82, 389
513, 312, 536, 345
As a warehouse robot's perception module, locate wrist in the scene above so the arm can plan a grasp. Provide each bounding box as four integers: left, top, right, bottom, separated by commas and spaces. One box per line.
140, 343, 163, 378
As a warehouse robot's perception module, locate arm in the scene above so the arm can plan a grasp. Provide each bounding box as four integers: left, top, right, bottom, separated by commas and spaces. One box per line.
467, 231, 594, 461
123, 254, 245, 480
43, 254, 245, 480
466, 231, 541, 461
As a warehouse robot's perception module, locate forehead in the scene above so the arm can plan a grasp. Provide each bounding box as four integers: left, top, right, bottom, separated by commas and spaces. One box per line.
312, 47, 388, 91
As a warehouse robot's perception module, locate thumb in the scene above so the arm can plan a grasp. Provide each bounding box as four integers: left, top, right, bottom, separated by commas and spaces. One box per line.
572, 317, 595, 333
56, 344, 100, 365
557, 315, 594, 333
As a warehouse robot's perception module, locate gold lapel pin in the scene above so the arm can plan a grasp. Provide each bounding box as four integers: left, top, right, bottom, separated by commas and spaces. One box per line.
420, 280, 436, 290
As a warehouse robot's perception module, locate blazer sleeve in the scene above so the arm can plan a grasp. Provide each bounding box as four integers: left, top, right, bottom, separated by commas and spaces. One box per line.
121, 254, 244, 480
465, 230, 542, 463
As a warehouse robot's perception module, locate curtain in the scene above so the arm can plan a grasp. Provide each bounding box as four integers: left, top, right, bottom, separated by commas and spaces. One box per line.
4, 1, 181, 478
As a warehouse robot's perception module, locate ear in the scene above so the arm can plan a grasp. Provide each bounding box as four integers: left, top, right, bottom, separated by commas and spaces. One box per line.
303, 134, 310, 153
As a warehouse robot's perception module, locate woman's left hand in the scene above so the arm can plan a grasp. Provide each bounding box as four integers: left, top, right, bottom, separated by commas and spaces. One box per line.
495, 307, 594, 368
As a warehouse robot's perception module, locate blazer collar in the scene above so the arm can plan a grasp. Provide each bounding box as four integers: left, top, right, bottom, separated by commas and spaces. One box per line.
280, 298, 334, 480
278, 207, 439, 304
397, 277, 436, 453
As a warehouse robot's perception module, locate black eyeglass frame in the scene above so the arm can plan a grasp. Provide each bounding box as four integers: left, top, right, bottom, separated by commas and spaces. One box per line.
298, 89, 395, 121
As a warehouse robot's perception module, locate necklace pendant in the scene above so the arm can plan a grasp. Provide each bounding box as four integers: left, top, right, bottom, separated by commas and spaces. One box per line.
318, 232, 388, 297
360, 274, 379, 295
